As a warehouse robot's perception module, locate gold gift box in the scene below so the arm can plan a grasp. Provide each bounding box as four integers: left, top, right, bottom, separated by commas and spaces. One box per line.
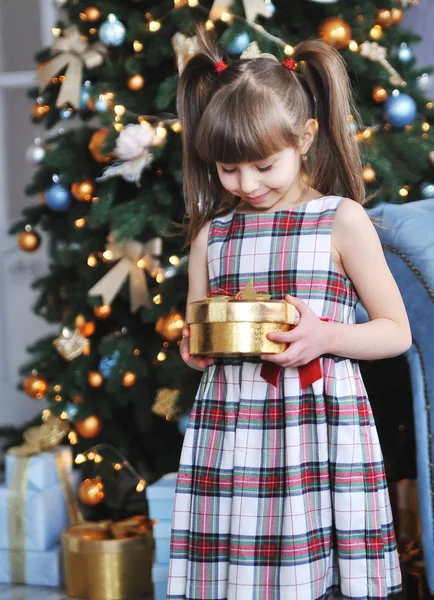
62, 518, 154, 600
187, 289, 296, 356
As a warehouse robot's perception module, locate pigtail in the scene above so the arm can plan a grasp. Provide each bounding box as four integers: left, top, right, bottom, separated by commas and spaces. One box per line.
177, 25, 230, 244
293, 40, 365, 204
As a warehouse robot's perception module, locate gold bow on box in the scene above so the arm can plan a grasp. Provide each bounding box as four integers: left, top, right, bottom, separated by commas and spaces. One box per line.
187, 281, 296, 356
8, 416, 69, 457
62, 517, 154, 600
36, 25, 107, 109
88, 233, 162, 313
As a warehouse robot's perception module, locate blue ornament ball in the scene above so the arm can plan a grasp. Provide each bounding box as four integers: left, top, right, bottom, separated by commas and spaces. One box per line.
397, 43, 413, 64
99, 350, 120, 378
265, 0, 276, 16
384, 92, 417, 127
94, 95, 109, 113
59, 107, 74, 120
420, 182, 434, 199
44, 183, 73, 212
80, 81, 92, 110
177, 413, 190, 436
99, 14, 126, 47
227, 32, 250, 55
65, 403, 80, 420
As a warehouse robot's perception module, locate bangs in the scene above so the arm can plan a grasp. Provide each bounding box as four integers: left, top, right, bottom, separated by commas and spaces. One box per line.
195, 84, 299, 164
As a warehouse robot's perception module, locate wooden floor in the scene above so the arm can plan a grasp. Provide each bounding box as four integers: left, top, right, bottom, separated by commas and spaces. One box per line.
0, 587, 153, 600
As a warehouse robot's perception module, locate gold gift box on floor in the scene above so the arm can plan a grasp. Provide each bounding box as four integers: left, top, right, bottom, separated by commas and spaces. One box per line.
187, 282, 296, 356
62, 517, 154, 600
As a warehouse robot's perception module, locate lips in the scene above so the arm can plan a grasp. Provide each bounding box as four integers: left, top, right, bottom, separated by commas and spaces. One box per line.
245, 191, 269, 203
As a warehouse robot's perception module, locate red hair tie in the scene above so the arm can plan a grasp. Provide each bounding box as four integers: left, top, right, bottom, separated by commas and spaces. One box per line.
282, 56, 297, 72
214, 60, 229, 73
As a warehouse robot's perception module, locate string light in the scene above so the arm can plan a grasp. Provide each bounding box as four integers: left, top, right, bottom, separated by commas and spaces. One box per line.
87, 254, 98, 267
114, 105, 125, 116
113, 462, 123, 470
171, 122, 182, 133
54, 394, 62, 402
422, 122, 430, 132
103, 249, 113, 261
169, 255, 180, 265
149, 20, 161, 32
133, 40, 143, 52
153, 294, 163, 304
87, 451, 96, 460
60, 411, 68, 419
41, 409, 52, 420
52, 27, 61, 37
74, 217, 87, 228
349, 40, 358, 52
114, 122, 124, 132
68, 431, 79, 445
399, 187, 409, 197
220, 11, 233, 23
94, 454, 103, 464
53, 384, 62, 392
370, 25, 383, 40
136, 480, 147, 492
205, 20, 215, 30
157, 351, 167, 361
75, 454, 87, 464
284, 45, 294, 55
188, 0, 199, 5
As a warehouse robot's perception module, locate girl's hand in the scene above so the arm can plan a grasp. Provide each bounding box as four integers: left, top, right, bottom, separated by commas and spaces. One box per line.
260, 295, 329, 368
180, 327, 214, 371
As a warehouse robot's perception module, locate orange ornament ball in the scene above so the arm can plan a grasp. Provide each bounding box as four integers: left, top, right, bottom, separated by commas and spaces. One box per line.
80, 321, 96, 337
18, 229, 41, 252
32, 103, 49, 119
319, 17, 352, 49
78, 478, 105, 506
23, 374, 48, 399
88, 128, 112, 163
362, 165, 377, 184
122, 371, 137, 387
84, 6, 101, 21
155, 312, 185, 342
372, 86, 388, 104
375, 9, 393, 27
71, 179, 96, 201
390, 8, 404, 25
76, 415, 102, 438
94, 304, 112, 319
127, 74, 145, 91
88, 371, 104, 388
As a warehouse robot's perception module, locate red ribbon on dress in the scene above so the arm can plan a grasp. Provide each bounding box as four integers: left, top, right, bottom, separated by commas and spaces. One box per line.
260, 318, 329, 388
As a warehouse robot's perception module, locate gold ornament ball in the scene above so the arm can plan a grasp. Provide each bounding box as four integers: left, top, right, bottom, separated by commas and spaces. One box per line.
32, 103, 49, 119
18, 229, 41, 252
84, 6, 101, 21
78, 478, 105, 505
23, 374, 48, 399
88, 371, 104, 388
94, 304, 112, 319
390, 8, 404, 25
375, 9, 393, 27
155, 312, 185, 342
319, 17, 352, 49
71, 179, 96, 201
75, 314, 86, 329
362, 166, 377, 184
80, 321, 96, 337
76, 415, 102, 438
122, 371, 137, 387
372, 86, 388, 104
88, 128, 112, 163
127, 74, 145, 91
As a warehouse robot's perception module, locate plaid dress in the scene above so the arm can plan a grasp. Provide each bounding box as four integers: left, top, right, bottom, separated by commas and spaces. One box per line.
167, 195, 402, 600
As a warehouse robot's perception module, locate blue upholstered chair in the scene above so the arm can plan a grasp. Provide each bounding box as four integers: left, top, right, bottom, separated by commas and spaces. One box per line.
357, 200, 434, 592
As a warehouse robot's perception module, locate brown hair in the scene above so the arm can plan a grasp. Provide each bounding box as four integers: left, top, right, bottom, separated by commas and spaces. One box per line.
178, 25, 365, 244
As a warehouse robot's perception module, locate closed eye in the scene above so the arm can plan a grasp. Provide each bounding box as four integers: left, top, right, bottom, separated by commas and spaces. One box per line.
221, 165, 273, 174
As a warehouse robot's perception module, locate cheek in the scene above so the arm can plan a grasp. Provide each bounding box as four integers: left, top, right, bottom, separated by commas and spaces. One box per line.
217, 173, 235, 191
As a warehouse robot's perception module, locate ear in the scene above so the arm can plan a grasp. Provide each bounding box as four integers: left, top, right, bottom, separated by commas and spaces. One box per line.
300, 118, 316, 154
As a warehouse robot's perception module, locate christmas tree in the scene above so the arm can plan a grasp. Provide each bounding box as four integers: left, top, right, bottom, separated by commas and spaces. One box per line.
10, 0, 433, 512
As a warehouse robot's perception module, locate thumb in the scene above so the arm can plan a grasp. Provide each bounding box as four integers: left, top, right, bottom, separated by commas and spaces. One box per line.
285, 294, 308, 315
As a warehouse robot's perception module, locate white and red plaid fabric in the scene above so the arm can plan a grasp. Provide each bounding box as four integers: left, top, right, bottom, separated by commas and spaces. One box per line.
167, 196, 402, 599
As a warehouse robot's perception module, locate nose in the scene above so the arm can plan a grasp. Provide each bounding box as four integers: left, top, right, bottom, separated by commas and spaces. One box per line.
239, 170, 260, 196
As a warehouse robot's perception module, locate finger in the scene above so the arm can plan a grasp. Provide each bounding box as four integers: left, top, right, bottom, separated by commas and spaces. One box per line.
285, 294, 309, 315
182, 327, 190, 338
266, 331, 297, 343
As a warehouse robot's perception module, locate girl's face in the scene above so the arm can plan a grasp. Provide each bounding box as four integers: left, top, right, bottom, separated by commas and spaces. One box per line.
216, 146, 305, 212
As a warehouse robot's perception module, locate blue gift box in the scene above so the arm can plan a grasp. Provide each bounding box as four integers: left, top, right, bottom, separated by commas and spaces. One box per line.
0, 471, 81, 551
5, 447, 73, 491
147, 472, 177, 521
0, 544, 62, 586
152, 563, 169, 600
154, 521, 171, 564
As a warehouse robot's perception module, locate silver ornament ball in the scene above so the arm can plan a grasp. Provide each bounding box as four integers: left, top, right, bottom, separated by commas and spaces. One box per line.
420, 182, 434, 199
26, 142, 45, 164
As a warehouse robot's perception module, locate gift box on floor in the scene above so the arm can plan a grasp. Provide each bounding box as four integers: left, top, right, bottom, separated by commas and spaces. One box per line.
0, 544, 62, 586
5, 446, 72, 491
62, 518, 154, 600
147, 472, 177, 521
187, 281, 296, 356
0, 471, 80, 550
154, 521, 171, 564
152, 563, 169, 600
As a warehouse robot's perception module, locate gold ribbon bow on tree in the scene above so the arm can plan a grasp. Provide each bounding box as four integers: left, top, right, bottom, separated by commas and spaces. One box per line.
36, 25, 107, 109
359, 41, 405, 87
88, 233, 162, 313
209, 0, 270, 22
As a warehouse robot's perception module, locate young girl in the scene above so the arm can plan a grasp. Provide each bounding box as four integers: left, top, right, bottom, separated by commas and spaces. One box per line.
167, 26, 411, 600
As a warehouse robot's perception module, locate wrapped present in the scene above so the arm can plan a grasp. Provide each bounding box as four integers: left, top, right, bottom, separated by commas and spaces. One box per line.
147, 472, 177, 521
0, 544, 62, 587
153, 520, 171, 564
186, 281, 296, 356
152, 563, 169, 600
5, 446, 73, 491
0, 470, 81, 551
62, 517, 154, 600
